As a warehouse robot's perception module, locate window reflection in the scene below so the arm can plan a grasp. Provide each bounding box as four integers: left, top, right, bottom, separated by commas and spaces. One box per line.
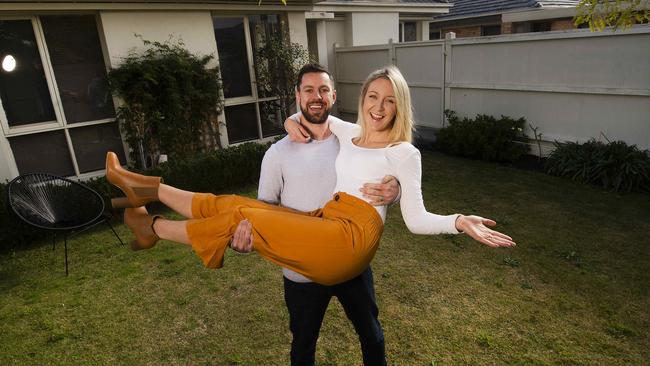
259, 100, 284, 138
213, 17, 252, 98
225, 104, 259, 143
2, 55, 16, 72
0, 20, 56, 126
41, 15, 115, 124
9, 131, 75, 176
249, 14, 283, 98
69, 123, 125, 173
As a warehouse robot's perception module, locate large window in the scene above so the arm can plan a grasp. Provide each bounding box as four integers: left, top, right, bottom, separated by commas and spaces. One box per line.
0, 15, 124, 177
213, 14, 285, 144
399, 21, 417, 42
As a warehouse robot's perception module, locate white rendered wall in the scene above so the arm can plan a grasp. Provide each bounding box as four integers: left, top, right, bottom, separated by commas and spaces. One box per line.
315, 21, 328, 66
325, 20, 345, 77
0, 137, 14, 182
287, 12, 309, 50
345, 13, 399, 46
99, 12, 218, 68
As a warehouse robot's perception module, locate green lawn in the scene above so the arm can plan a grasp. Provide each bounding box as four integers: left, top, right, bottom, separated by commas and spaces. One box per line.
1, 151, 648, 365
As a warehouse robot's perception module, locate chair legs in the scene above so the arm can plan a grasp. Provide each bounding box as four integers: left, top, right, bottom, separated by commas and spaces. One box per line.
104, 216, 125, 246
64, 233, 68, 276
52, 233, 70, 276
49, 216, 124, 276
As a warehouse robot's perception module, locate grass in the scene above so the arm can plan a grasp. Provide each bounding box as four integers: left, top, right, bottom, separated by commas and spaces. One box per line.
1, 151, 649, 365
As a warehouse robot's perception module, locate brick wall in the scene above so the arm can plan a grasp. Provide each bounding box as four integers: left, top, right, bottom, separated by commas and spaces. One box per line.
502, 22, 513, 34
551, 18, 576, 31
442, 26, 481, 38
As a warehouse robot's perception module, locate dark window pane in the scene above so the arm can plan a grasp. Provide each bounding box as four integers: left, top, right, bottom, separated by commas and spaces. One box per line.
481, 25, 502, 36
404, 22, 417, 42
9, 130, 75, 176
69, 123, 124, 173
213, 17, 252, 98
259, 100, 284, 138
249, 14, 283, 98
429, 29, 441, 40
532, 22, 552, 32
513, 22, 531, 33
0, 20, 56, 126
41, 15, 115, 124
225, 104, 258, 143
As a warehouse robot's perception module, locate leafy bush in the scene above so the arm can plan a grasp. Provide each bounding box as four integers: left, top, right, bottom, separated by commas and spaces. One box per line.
149, 142, 270, 194
108, 38, 224, 169
546, 140, 650, 193
255, 30, 310, 122
436, 110, 529, 162
0, 142, 271, 252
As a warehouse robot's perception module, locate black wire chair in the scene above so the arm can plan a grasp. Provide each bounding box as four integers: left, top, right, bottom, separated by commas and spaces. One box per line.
6, 173, 124, 275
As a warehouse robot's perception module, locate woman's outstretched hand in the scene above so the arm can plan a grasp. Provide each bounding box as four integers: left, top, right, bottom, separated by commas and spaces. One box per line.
455, 215, 516, 248
284, 117, 311, 143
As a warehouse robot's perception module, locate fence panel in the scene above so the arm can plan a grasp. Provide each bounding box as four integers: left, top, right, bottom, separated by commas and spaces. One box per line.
335, 46, 391, 120
334, 27, 650, 150
448, 29, 650, 149
395, 42, 445, 128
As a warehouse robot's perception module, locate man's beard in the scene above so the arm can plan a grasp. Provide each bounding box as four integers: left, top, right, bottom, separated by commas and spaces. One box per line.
300, 102, 330, 124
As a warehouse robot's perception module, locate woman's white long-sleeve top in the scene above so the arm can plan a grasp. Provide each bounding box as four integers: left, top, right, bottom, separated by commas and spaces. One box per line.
328, 117, 460, 235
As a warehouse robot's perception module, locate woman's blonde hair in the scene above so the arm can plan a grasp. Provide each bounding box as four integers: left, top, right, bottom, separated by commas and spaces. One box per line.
356, 65, 414, 144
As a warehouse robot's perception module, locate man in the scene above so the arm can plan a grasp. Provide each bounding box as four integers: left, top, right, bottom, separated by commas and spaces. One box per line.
231, 63, 399, 365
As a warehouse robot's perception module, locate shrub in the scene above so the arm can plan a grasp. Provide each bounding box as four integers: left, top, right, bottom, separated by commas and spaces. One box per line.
436, 110, 529, 162
149, 142, 270, 194
546, 140, 650, 193
254, 29, 310, 122
108, 38, 224, 169
0, 142, 271, 252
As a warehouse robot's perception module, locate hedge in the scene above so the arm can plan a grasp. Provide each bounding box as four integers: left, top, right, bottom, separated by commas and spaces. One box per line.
435, 110, 529, 163
0, 142, 271, 252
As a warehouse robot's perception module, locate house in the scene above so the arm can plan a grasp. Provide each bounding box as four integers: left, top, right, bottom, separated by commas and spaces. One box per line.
428, 0, 581, 39
0, 0, 450, 182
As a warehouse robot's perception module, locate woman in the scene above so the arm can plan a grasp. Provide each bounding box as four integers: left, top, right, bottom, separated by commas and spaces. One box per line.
107, 66, 515, 286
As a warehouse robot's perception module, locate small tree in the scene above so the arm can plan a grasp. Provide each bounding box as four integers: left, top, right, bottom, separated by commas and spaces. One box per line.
575, 0, 650, 30
108, 37, 224, 168
254, 29, 310, 123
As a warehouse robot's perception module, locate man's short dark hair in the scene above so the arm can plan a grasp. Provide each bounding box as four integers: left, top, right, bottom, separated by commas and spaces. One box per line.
295, 63, 334, 90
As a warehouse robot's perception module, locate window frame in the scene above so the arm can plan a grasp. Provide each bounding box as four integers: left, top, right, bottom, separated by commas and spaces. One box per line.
0, 14, 121, 179
213, 14, 284, 146
0, 16, 65, 136
399, 21, 418, 43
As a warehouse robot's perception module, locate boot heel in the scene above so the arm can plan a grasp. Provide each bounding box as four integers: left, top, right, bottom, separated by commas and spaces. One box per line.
130, 240, 144, 251
105, 151, 161, 207
111, 197, 133, 209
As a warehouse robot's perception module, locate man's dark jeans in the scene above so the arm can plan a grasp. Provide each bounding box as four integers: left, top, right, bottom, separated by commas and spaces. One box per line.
284, 267, 386, 366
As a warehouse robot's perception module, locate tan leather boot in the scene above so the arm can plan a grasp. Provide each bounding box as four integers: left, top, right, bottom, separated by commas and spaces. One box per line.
106, 151, 162, 208
124, 206, 161, 251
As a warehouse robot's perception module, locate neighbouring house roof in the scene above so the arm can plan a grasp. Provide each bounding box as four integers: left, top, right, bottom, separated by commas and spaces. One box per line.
313, 0, 451, 14
317, 0, 448, 4
2, 0, 314, 2
1, 0, 451, 13
435, 0, 579, 20
0, 0, 318, 6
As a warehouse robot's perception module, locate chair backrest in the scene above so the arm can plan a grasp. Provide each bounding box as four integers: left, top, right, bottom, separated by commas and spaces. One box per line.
6, 173, 105, 231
